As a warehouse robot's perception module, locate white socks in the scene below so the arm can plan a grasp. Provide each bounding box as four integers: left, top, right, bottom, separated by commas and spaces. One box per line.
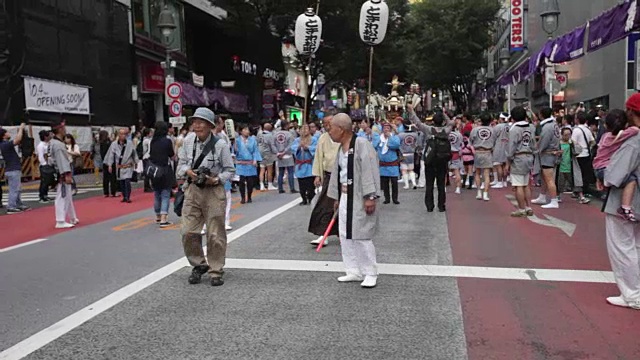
541, 198, 559, 209
402, 173, 410, 189
532, 195, 548, 205
409, 172, 417, 188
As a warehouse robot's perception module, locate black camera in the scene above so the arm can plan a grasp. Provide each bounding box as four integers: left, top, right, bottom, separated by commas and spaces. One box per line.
194, 167, 211, 188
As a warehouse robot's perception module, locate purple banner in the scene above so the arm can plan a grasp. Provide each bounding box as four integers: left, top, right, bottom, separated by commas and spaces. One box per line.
587, 0, 636, 52
550, 24, 586, 62
179, 82, 249, 113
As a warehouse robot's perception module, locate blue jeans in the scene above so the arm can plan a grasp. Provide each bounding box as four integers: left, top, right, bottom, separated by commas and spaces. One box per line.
5, 170, 22, 209
154, 188, 171, 215
278, 166, 295, 191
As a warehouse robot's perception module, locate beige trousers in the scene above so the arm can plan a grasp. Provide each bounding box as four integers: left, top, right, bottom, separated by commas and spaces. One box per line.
181, 183, 227, 278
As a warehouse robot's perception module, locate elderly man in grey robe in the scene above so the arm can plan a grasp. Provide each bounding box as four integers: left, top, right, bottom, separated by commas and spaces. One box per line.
50, 118, 78, 229
327, 113, 381, 288
105, 128, 138, 203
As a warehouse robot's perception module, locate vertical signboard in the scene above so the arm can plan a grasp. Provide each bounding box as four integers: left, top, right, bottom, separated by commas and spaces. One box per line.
510, 0, 525, 52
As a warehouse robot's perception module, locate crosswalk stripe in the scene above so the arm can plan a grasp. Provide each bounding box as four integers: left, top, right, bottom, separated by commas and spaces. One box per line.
1, 187, 103, 205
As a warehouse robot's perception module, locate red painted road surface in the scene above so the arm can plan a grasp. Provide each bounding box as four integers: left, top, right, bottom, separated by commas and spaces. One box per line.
0, 189, 154, 250
448, 187, 640, 359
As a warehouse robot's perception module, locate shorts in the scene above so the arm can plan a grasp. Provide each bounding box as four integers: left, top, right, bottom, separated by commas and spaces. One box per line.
400, 163, 414, 171
595, 167, 637, 184
449, 159, 463, 170
474, 151, 493, 169
492, 161, 505, 166
510, 174, 529, 187
260, 155, 276, 168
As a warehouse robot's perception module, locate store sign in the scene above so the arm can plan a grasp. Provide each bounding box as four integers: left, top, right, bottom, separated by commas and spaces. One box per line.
263, 68, 281, 81
140, 62, 164, 93
233, 56, 257, 76
23, 77, 90, 115
510, 0, 524, 52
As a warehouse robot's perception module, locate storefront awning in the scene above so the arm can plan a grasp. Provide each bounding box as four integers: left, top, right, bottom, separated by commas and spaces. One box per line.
180, 82, 248, 113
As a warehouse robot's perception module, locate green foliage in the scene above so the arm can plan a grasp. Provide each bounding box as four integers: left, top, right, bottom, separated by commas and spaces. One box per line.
402, 0, 501, 109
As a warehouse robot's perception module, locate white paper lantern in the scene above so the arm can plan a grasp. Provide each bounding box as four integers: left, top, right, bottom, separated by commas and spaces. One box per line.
295, 8, 323, 55
359, 0, 389, 46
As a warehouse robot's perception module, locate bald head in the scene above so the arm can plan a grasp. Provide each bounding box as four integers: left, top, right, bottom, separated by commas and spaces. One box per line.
332, 113, 352, 131
264, 123, 273, 131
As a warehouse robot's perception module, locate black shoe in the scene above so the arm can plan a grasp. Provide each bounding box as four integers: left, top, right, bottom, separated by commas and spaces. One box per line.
438, 207, 446, 212
126, 199, 132, 203
240, 199, 246, 204
188, 265, 210, 284
393, 200, 400, 205
247, 199, 252, 203
6, 208, 22, 214
291, 190, 298, 194
299, 201, 307, 206
383, 200, 390, 204
210, 277, 224, 287
427, 208, 434, 212
121, 199, 126, 203
279, 190, 285, 194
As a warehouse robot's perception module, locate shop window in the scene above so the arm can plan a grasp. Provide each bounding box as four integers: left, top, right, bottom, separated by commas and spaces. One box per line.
133, 0, 184, 52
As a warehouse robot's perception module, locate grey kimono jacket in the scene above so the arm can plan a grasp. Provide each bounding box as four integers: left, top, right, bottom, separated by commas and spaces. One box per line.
327, 136, 381, 240
105, 140, 138, 180
604, 133, 640, 216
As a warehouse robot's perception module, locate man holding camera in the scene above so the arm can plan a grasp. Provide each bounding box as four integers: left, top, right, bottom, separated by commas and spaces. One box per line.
177, 108, 235, 287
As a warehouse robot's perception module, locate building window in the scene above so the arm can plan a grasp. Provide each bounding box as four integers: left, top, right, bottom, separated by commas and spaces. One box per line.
132, 0, 184, 52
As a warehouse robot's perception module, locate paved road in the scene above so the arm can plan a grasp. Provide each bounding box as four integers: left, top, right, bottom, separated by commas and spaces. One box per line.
1, 185, 639, 359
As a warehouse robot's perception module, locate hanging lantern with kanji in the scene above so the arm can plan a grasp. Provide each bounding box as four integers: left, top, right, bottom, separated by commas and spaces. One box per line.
295, 8, 323, 55
359, 0, 389, 46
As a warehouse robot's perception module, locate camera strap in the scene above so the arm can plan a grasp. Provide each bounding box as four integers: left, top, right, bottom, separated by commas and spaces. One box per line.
191, 135, 219, 170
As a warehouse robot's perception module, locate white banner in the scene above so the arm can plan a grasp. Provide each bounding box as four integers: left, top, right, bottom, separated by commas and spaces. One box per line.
23, 77, 91, 115
3, 125, 94, 152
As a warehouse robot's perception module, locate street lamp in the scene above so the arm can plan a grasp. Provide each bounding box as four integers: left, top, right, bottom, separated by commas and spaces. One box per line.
540, 0, 560, 38
499, 48, 510, 67
157, 4, 177, 117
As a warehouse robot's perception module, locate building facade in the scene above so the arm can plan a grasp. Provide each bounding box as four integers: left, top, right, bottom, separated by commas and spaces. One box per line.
490, 0, 634, 112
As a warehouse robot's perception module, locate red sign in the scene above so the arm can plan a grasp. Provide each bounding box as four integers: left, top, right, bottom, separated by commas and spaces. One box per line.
510, 0, 524, 51
139, 61, 164, 93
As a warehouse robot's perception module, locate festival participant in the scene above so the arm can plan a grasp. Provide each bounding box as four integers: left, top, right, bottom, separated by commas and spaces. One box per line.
105, 129, 138, 203
532, 107, 562, 209
398, 125, 419, 189
273, 121, 297, 193
326, 113, 380, 289
257, 123, 278, 191
448, 125, 464, 194
491, 113, 510, 189
506, 106, 536, 217
234, 125, 262, 204
373, 122, 401, 204
470, 113, 495, 201
602, 104, 640, 309
291, 124, 317, 205
357, 118, 378, 143
49, 118, 78, 228
461, 134, 475, 189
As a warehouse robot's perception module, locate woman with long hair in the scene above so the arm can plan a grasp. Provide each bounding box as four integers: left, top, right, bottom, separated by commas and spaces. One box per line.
291, 124, 317, 205
149, 121, 175, 227
64, 134, 81, 194
99, 130, 117, 197
234, 125, 262, 204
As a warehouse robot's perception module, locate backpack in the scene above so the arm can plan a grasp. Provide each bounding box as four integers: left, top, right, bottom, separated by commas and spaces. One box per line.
136, 141, 144, 160
424, 127, 452, 165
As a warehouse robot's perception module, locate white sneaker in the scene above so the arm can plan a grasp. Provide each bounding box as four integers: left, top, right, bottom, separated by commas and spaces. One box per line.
476, 190, 482, 200
71, 218, 80, 225
225, 224, 233, 231
267, 183, 278, 191
483, 192, 490, 201
490, 180, 498, 186
541, 199, 559, 209
455, 187, 461, 194
338, 274, 364, 282
361, 275, 377, 288
491, 183, 503, 189
310, 236, 328, 246
259, 183, 265, 191
606, 296, 640, 309
201, 225, 207, 235
531, 195, 548, 205
55, 222, 75, 229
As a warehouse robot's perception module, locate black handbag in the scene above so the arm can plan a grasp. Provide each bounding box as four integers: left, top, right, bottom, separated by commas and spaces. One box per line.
174, 187, 185, 217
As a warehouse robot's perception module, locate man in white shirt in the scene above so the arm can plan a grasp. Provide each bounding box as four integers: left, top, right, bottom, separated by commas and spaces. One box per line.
37, 130, 53, 203
571, 111, 596, 199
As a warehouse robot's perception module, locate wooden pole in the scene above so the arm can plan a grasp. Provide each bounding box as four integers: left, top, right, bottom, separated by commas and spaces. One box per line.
303, 0, 322, 125
367, 47, 374, 100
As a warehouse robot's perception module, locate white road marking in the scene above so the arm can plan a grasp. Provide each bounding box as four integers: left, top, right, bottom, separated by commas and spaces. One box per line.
225, 258, 616, 284
0, 239, 48, 253
0, 198, 301, 360
1, 187, 103, 206
506, 194, 576, 237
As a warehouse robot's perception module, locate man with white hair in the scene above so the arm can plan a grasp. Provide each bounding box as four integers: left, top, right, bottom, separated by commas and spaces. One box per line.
327, 113, 381, 288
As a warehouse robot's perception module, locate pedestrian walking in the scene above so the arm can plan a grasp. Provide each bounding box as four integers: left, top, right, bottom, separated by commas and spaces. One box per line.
0, 123, 29, 214
147, 121, 175, 228
99, 130, 117, 197
105, 129, 138, 203
177, 108, 235, 287
291, 124, 317, 205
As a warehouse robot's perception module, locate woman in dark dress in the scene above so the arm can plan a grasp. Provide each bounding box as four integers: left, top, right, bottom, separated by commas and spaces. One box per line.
149, 121, 175, 227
